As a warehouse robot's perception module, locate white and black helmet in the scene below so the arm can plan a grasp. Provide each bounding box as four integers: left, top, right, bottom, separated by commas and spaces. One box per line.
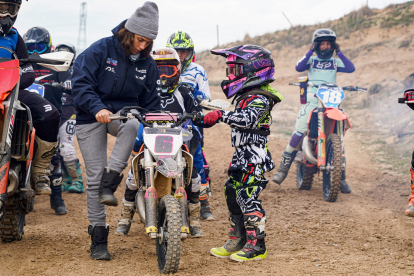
312, 29, 337, 59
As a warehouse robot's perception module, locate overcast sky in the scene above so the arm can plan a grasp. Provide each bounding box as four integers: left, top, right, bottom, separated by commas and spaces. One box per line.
15, 0, 408, 53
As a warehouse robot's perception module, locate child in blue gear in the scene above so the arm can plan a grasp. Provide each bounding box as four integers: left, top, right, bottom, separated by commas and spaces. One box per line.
272, 29, 355, 194
205, 45, 282, 262
115, 48, 205, 238
166, 31, 214, 221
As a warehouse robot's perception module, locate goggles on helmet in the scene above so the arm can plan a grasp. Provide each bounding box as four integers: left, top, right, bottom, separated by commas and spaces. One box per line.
158, 65, 178, 78
0, 2, 19, 17
226, 64, 244, 78
26, 43, 49, 55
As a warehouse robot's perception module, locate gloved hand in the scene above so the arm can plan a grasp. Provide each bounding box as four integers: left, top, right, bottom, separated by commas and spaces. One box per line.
335, 43, 341, 53
203, 110, 222, 126
193, 89, 206, 103
63, 80, 72, 90
310, 42, 316, 52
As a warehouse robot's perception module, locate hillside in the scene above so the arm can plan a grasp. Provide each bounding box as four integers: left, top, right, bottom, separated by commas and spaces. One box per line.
197, 1, 414, 175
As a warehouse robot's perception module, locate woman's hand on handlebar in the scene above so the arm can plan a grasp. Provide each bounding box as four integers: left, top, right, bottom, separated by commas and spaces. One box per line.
96, 109, 113, 124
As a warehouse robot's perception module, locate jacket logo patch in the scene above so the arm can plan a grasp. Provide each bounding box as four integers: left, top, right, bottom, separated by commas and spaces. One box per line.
105, 66, 116, 73
107, 58, 118, 66
136, 75, 146, 80
136, 69, 146, 73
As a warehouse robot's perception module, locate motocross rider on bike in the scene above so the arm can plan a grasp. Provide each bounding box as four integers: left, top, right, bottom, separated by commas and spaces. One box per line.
166, 31, 214, 221
115, 48, 205, 238
53, 42, 85, 195
272, 29, 355, 194
24, 27, 72, 216
207, 45, 283, 262
72, 2, 160, 261
0, 1, 61, 197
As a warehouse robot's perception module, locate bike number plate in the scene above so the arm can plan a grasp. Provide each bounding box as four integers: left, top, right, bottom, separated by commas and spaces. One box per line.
316, 85, 344, 108
28, 84, 45, 97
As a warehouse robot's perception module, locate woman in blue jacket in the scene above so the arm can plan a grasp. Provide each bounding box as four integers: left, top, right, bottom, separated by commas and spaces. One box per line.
72, 2, 161, 261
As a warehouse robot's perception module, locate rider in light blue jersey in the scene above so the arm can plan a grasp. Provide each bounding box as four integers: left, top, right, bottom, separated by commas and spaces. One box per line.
272, 29, 355, 194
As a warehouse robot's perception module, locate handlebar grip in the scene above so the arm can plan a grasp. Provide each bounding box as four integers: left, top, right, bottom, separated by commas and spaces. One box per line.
398, 98, 406, 104
289, 82, 300, 86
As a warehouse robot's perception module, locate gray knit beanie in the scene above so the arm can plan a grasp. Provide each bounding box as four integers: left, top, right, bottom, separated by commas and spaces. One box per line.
125, 1, 159, 40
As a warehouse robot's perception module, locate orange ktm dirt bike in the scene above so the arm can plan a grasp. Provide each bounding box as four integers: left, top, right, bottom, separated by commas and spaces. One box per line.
0, 49, 73, 242
110, 107, 204, 274
290, 80, 366, 202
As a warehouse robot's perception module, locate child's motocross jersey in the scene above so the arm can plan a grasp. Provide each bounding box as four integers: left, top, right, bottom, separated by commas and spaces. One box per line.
180, 62, 211, 100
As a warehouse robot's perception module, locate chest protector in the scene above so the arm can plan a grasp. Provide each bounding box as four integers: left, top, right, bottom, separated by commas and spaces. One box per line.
233, 89, 282, 136
308, 57, 338, 94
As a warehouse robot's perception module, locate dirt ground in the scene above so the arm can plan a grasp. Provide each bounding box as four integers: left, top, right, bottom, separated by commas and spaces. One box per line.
1, 87, 413, 276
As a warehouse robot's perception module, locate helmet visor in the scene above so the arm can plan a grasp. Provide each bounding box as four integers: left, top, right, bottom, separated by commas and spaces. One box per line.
226, 64, 244, 78
158, 65, 178, 78
27, 43, 48, 54
0, 2, 19, 17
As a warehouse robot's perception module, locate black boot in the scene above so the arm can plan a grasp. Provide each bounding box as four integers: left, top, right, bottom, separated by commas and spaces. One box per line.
88, 225, 111, 260
340, 170, 351, 194
272, 151, 295, 185
98, 168, 123, 206
49, 177, 67, 215
230, 214, 267, 262
210, 214, 246, 258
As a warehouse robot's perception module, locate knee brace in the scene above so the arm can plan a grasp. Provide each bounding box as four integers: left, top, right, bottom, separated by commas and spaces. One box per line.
224, 180, 242, 215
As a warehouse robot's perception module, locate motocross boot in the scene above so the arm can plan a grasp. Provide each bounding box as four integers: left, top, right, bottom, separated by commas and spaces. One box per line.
97, 168, 123, 206
115, 199, 135, 235
31, 136, 58, 195
61, 163, 71, 192
210, 214, 246, 258
272, 151, 295, 185
188, 202, 203, 238
405, 168, 414, 216
230, 214, 267, 262
200, 182, 215, 221
49, 178, 67, 215
65, 159, 85, 193
88, 225, 111, 260
340, 170, 352, 194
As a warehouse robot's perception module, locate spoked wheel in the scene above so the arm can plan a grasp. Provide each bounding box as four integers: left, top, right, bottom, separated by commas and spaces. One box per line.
322, 134, 342, 202
0, 195, 26, 242
156, 195, 182, 274
296, 162, 316, 190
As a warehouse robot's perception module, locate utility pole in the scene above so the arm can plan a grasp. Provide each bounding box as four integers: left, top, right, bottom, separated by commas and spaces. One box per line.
217, 25, 219, 47
282, 12, 293, 28
78, 2, 87, 52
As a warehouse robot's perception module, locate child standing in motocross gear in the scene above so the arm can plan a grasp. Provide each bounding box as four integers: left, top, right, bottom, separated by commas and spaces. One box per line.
272, 29, 355, 194
24, 27, 70, 215
54, 42, 85, 195
207, 45, 282, 262
167, 31, 214, 221
72, 2, 160, 261
0, 2, 61, 198
115, 48, 205, 238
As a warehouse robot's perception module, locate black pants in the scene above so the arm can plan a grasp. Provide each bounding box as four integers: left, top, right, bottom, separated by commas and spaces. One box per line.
18, 89, 60, 142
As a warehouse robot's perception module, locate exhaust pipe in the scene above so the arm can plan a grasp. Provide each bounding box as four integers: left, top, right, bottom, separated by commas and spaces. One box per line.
135, 187, 146, 222
302, 136, 317, 165
6, 166, 20, 196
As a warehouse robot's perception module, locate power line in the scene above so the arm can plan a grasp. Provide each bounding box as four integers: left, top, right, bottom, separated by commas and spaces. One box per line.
78, 2, 87, 51
282, 12, 293, 28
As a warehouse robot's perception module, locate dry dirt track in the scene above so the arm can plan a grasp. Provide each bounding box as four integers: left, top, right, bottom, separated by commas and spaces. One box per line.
1, 91, 414, 276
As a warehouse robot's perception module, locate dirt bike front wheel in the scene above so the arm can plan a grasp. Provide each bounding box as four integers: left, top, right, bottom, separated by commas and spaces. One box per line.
0, 195, 26, 242
156, 195, 182, 274
322, 134, 342, 202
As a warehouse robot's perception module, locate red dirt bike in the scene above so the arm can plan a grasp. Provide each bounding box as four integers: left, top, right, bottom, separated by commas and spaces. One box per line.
0, 49, 73, 242
290, 79, 366, 202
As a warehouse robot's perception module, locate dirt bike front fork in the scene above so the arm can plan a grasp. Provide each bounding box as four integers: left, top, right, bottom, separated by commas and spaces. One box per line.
174, 150, 189, 239
143, 148, 158, 239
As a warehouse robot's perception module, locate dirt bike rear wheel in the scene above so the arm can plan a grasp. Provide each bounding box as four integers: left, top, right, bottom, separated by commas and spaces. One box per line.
156, 195, 182, 274
0, 195, 26, 242
296, 162, 316, 190
322, 134, 342, 202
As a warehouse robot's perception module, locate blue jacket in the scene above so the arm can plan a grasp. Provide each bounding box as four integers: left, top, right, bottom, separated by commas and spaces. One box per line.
72, 21, 161, 124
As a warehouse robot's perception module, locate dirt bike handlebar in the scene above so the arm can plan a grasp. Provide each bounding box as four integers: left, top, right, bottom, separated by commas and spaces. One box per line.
398, 98, 414, 104
289, 82, 367, 92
